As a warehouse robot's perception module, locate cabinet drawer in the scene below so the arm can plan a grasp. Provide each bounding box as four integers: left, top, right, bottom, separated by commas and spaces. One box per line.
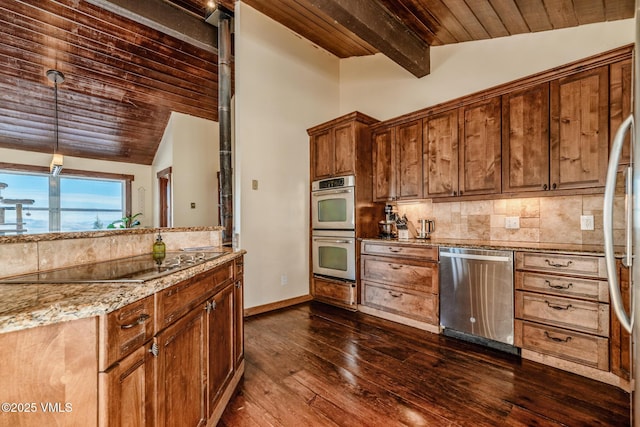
361, 242, 438, 260
515, 271, 609, 303
515, 291, 609, 337
361, 255, 438, 294
156, 263, 234, 331
515, 320, 609, 370
313, 276, 356, 308
99, 295, 155, 371
362, 280, 438, 324
516, 252, 606, 278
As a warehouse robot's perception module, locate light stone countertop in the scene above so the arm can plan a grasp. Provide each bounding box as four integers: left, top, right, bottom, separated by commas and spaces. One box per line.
360, 237, 623, 256
0, 249, 245, 334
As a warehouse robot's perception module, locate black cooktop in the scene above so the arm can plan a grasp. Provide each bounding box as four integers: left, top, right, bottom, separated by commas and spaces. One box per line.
0, 251, 227, 284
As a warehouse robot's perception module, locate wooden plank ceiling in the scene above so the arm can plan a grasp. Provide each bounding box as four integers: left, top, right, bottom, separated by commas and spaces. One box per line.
0, 0, 634, 165
0, 0, 218, 166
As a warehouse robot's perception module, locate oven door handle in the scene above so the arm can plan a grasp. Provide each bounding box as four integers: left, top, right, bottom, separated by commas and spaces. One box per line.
313, 238, 353, 244
312, 188, 353, 196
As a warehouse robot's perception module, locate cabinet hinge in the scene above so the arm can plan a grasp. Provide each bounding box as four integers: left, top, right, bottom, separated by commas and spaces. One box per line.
149, 342, 159, 357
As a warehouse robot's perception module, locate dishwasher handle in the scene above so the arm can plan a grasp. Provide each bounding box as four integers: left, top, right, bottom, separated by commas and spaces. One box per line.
439, 251, 512, 263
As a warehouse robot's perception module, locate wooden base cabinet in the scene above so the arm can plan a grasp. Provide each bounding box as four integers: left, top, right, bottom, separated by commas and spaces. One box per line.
0, 255, 245, 427
359, 241, 439, 332
514, 251, 629, 388
312, 275, 356, 310
99, 295, 155, 427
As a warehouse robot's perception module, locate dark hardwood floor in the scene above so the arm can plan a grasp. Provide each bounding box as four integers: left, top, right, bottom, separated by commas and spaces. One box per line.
219, 302, 630, 426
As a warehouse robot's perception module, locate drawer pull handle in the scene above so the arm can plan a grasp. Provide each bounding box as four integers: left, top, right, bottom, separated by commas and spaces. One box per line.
544, 331, 572, 343
545, 280, 573, 290
388, 247, 402, 253
121, 313, 150, 330
388, 263, 403, 270
388, 291, 403, 298
545, 259, 573, 268
545, 300, 572, 310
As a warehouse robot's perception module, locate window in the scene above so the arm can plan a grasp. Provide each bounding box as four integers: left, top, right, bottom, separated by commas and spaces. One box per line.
0, 165, 133, 235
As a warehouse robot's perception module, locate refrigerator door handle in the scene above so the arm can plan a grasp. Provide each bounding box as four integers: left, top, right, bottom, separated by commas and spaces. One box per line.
604, 113, 634, 334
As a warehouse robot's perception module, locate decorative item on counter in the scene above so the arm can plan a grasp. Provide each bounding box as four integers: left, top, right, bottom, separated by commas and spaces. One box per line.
397, 214, 410, 240
404, 215, 418, 238
416, 219, 435, 239
152, 232, 166, 263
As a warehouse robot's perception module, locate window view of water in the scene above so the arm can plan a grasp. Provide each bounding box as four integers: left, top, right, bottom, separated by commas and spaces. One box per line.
0, 171, 125, 235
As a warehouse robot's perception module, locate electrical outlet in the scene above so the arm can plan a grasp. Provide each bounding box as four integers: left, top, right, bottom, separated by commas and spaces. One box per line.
505, 216, 520, 229
581, 215, 594, 231
280, 273, 288, 286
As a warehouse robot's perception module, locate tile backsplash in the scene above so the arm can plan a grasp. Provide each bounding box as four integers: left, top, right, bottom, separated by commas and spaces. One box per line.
397, 194, 625, 245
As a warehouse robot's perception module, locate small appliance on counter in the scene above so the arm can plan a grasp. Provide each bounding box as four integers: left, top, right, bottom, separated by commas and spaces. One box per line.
416, 218, 435, 239
378, 203, 398, 239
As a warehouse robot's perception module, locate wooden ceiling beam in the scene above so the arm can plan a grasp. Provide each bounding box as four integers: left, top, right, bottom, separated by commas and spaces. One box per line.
307, 0, 431, 77
84, 0, 218, 53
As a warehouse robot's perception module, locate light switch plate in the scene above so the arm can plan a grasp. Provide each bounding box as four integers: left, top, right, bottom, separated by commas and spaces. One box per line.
581, 215, 594, 231
252, 179, 258, 190
505, 216, 520, 229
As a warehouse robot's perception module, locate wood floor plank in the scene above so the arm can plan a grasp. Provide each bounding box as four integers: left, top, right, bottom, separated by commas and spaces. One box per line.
221, 302, 630, 426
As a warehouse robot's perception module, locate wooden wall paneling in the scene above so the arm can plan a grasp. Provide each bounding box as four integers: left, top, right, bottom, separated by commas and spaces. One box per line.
0, 317, 98, 427
502, 82, 550, 193
423, 110, 459, 198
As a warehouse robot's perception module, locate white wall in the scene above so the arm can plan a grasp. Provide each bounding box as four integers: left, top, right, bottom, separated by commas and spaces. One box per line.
152, 112, 220, 228
340, 19, 635, 120
235, 2, 340, 309
0, 147, 153, 227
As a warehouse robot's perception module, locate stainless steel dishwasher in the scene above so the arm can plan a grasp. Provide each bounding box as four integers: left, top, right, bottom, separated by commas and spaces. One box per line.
439, 247, 517, 353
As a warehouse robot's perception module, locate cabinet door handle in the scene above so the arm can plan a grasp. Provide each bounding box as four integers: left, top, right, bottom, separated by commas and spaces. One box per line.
552, 183, 557, 189
388, 247, 402, 253
545, 300, 572, 310
459, 190, 463, 196
388, 291, 403, 298
120, 313, 150, 329
544, 331, 572, 343
388, 263, 403, 270
543, 184, 548, 190
545, 259, 572, 268
452, 191, 457, 196
545, 280, 573, 290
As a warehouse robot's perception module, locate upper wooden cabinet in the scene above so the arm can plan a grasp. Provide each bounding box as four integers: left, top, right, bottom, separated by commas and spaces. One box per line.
372, 120, 423, 201
550, 66, 609, 190
423, 110, 459, 198
502, 83, 550, 193
458, 97, 502, 196
610, 58, 632, 165
308, 112, 378, 181
372, 126, 393, 201
396, 120, 423, 200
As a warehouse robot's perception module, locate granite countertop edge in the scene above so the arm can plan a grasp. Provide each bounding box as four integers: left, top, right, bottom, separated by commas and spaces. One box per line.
0, 249, 246, 334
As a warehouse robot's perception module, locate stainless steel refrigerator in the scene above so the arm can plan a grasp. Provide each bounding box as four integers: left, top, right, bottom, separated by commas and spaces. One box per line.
604, 2, 640, 424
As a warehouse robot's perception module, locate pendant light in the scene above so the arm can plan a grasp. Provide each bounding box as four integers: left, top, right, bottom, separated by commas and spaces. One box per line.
46, 69, 65, 177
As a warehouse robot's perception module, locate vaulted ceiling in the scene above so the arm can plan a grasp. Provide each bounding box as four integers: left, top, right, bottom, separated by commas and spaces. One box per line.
0, 0, 633, 166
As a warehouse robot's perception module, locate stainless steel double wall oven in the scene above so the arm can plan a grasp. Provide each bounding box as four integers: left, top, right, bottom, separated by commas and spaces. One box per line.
311, 175, 356, 281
